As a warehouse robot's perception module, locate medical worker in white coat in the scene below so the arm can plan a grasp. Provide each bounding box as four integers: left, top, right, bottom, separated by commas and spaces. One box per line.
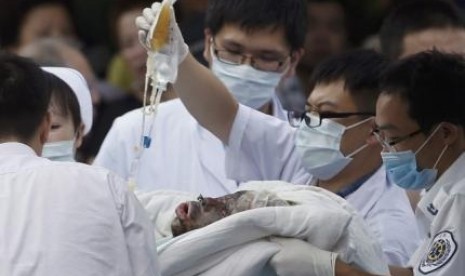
136, 5, 420, 267
372, 50, 465, 276
0, 54, 159, 275
41, 67, 93, 162
325, 51, 465, 275
94, 0, 305, 196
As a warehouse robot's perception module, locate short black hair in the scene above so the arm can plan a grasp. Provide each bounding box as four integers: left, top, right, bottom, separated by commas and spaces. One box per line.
205, 0, 307, 51
0, 0, 74, 49
380, 50, 465, 133
308, 49, 388, 112
0, 52, 51, 142
380, 0, 465, 60
46, 71, 81, 132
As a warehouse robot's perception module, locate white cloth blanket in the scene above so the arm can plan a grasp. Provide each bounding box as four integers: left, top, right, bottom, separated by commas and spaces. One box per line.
136, 181, 389, 275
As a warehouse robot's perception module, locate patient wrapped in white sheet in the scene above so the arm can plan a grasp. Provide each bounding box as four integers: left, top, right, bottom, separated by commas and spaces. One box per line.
136, 181, 389, 276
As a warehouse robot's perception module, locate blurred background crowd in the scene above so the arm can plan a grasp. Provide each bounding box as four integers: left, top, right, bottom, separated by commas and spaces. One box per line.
0, 0, 463, 163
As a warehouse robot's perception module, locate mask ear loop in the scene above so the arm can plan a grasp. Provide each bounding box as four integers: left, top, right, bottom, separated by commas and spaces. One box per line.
346, 143, 369, 158
345, 116, 374, 131
345, 116, 373, 158
415, 124, 442, 155
433, 145, 449, 169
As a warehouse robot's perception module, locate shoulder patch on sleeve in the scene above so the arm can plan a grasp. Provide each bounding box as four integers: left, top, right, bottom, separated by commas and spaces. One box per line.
419, 231, 457, 274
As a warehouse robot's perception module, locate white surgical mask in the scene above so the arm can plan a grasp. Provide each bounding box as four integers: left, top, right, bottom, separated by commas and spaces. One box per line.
210, 50, 283, 109
42, 139, 76, 162
295, 115, 371, 180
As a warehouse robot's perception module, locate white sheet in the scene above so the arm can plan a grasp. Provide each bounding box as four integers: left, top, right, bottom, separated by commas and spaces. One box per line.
137, 181, 389, 275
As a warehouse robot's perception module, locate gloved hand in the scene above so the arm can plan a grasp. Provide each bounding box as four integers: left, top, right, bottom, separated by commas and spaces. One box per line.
269, 237, 337, 276
135, 1, 189, 65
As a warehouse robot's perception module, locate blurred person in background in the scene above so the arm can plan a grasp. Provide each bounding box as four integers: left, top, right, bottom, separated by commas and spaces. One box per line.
380, 0, 465, 60
107, 0, 177, 103
277, 0, 348, 116
0, 0, 78, 52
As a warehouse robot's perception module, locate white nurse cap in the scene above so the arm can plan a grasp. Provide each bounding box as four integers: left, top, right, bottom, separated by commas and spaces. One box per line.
42, 67, 93, 135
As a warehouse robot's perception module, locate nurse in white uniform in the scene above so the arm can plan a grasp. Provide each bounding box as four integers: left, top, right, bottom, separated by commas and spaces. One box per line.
41, 67, 93, 162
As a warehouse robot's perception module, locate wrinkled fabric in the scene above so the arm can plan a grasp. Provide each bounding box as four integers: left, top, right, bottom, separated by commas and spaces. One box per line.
138, 181, 389, 276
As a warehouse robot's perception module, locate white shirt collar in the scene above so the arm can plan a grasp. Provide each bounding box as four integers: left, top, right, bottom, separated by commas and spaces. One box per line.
420, 152, 465, 207
0, 142, 37, 156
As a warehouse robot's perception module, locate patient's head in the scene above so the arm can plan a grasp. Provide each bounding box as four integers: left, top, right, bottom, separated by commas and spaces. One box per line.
171, 190, 293, 236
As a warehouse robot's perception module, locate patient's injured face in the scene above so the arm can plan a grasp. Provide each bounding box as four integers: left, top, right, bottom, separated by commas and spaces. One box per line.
171, 190, 293, 236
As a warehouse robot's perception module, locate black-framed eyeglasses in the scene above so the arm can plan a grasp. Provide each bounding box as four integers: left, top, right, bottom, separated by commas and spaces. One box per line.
288, 110, 375, 128
372, 128, 422, 151
211, 40, 290, 73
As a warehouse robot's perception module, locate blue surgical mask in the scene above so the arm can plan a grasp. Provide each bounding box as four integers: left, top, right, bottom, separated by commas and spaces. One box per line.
42, 139, 76, 162
295, 115, 371, 180
381, 125, 447, 190
210, 49, 283, 109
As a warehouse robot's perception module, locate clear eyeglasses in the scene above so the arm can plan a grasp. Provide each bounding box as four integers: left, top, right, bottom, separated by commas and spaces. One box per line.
211, 40, 290, 73
372, 128, 423, 152
288, 110, 375, 128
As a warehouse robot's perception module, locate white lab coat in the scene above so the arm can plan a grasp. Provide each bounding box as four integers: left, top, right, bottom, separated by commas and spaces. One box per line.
0, 143, 159, 276
226, 104, 421, 266
408, 152, 465, 275
94, 97, 287, 197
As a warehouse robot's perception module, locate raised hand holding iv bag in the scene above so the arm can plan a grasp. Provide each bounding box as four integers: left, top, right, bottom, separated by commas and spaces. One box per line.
129, 0, 180, 191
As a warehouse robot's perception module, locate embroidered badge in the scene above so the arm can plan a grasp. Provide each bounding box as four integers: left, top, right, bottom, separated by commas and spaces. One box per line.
419, 231, 457, 274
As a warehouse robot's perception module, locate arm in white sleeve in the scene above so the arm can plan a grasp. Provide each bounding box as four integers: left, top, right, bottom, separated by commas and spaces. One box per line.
225, 104, 312, 184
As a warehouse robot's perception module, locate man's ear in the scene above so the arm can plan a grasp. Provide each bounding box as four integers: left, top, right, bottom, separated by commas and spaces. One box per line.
74, 123, 85, 149
203, 28, 213, 63
440, 122, 460, 145
284, 48, 305, 78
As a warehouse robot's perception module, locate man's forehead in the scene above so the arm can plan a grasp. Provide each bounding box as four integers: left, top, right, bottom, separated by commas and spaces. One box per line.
307, 80, 358, 111
214, 24, 291, 53
401, 28, 465, 58
375, 93, 413, 130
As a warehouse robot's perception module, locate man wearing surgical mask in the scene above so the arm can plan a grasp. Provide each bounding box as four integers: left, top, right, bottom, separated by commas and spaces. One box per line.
138, 7, 420, 267
42, 67, 93, 162
94, 0, 305, 196
326, 50, 465, 276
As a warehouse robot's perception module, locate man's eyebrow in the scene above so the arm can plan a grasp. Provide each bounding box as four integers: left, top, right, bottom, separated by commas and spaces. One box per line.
305, 101, 339, 110
221, 39, 287, 56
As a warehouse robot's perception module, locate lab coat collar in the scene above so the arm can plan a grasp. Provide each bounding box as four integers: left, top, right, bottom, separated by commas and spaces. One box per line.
417, 152, 465, 216
345, 166, 387, 216
0, 142, 37, 156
